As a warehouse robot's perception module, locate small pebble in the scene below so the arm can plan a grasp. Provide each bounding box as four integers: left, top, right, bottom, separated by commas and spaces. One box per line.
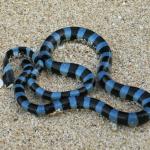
58, 45, 65, 49
56, 109, 63, 112
0, 79, 4, 88
118, 15, 122, 20
110, 122, 118, 131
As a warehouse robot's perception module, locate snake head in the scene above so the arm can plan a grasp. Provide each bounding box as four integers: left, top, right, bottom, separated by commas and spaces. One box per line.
2, 66, 15, 88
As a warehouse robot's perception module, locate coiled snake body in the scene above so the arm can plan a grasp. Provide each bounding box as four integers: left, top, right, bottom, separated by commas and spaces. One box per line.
2, 27, 150, 127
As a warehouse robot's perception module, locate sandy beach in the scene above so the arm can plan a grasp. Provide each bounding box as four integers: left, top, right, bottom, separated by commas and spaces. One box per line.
0, 0, 150, 149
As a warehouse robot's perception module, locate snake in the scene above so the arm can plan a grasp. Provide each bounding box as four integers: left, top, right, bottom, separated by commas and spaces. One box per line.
2, 27, 150, 127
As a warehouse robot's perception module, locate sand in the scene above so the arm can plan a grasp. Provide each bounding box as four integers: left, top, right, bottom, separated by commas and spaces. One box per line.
0, 0, 150, 149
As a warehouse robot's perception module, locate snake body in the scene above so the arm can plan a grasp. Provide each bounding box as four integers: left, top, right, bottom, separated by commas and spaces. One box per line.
2, 27, 150, 127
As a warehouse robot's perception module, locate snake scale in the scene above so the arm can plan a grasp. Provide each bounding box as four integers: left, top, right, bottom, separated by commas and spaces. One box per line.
2, 27, 150, 127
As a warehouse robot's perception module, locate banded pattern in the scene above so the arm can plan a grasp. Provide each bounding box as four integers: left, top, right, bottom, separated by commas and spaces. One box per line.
38, 27, 150, 126
2, 27, 150, 127
2, 47, 38, 87
15, 60, 149, 126
27, 61, 95, 100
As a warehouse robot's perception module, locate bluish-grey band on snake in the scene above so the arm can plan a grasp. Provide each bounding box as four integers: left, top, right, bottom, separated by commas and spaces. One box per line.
2, 27, 150, 127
